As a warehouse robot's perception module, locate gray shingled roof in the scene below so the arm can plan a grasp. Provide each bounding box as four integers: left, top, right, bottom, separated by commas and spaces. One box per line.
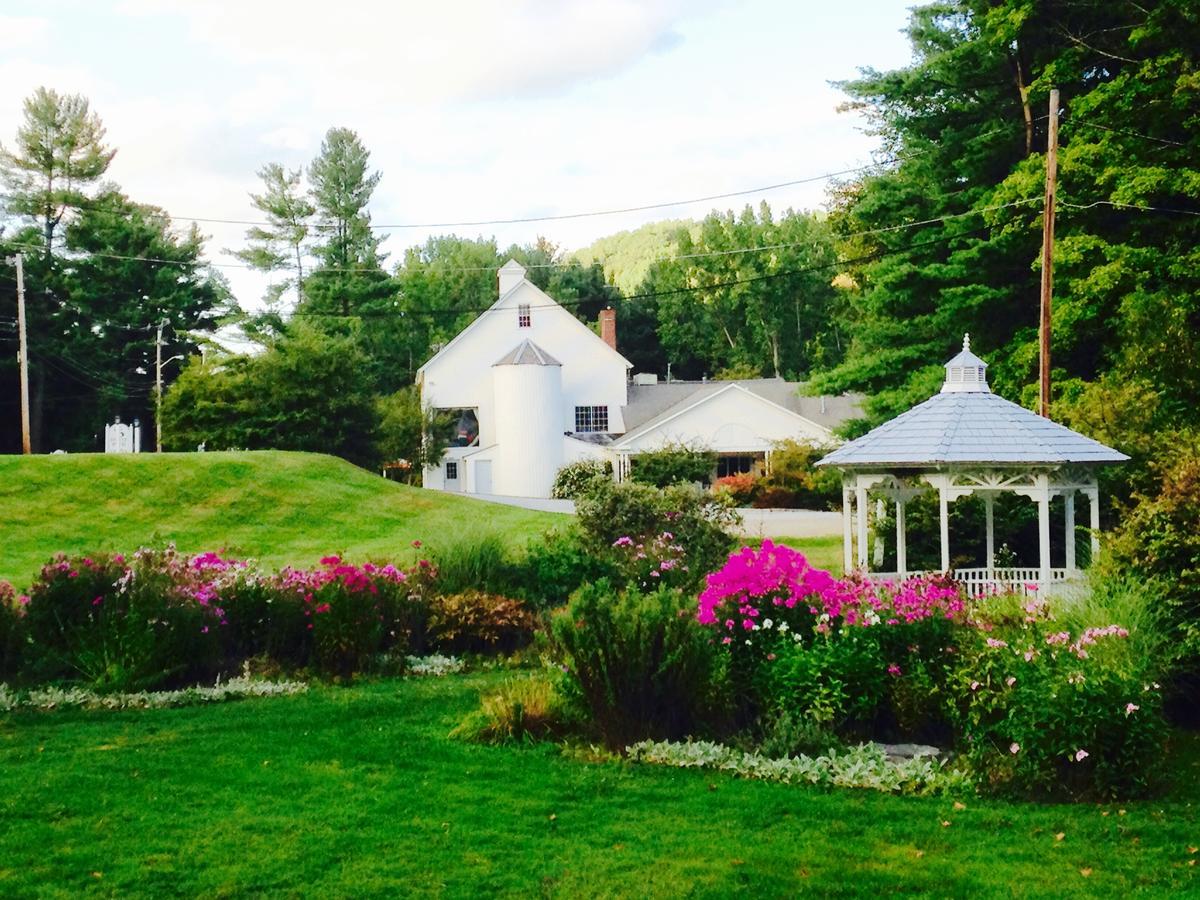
492, 340, 562, 367
622, 379, 863, 435
817, 341, 1128, 468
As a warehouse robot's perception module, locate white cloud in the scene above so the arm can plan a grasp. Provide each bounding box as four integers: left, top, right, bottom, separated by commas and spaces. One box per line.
118, 0, 698, 106
0, 15, 49, 51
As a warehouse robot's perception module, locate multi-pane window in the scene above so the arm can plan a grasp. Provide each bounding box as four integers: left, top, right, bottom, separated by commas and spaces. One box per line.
518, 304, 531, 328
574, 405, 609, 433
445, 461, 458, 480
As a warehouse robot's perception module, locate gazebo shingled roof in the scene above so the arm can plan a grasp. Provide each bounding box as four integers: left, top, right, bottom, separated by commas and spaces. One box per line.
818, 334, 1127, 468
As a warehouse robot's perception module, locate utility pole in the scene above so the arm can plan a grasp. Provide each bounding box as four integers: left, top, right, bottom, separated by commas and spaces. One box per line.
154, 319, 184, 452
7, 253, 30, 454
1038, 87, 1060, 419
155, 320, 165, 453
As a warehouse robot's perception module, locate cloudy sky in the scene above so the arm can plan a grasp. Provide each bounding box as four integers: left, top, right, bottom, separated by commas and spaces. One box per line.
0, 0, 915, 308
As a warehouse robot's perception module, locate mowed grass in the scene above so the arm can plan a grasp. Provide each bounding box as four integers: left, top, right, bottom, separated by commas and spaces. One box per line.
0, 451, 565, 586
773, 534, 843, 572
0, 673, 1197, 898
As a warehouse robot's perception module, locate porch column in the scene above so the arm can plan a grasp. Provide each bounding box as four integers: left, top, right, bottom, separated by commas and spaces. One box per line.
856, 481, 869, 570
984, 494, 996, 571
842, 482, 853, 574
1064, 491, 1077, 572
938, 486, 950, 573
895, 499, 907, 577
1037, 477, 1051, 589
1086, 486, 1101, 563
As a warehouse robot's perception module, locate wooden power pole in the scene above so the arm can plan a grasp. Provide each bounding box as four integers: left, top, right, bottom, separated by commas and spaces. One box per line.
7, 252, 31, 454
1038, 87, 1060, 419
155, 320, 165, 453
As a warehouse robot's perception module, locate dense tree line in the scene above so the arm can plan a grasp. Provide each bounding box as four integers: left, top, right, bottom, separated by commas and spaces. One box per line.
0, 88, 226, 453
4, 0, 1197, 495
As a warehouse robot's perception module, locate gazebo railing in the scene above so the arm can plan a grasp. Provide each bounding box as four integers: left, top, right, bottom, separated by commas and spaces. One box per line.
864, 567, 1077, 598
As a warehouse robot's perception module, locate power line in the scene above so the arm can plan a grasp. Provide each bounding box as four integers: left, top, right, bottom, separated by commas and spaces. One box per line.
1065, 118, 1187, 148
1059, 199, 1200, 217
0, 197, 1044, 278
0, 121, 1037, 236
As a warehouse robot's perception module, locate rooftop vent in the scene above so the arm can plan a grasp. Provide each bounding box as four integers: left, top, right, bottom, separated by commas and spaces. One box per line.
941, 333, 990, 394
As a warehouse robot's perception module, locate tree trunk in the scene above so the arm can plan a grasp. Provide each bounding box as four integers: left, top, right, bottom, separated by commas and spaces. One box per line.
1011, 49, 1034, 156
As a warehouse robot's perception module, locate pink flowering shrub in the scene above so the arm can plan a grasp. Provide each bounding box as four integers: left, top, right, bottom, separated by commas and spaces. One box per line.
697, 541, 963, 737
14, 546, 444, 689
22, 548, 224, 692
610, 531, 692, 591
272, 556, 418, 677
945, 588, 1169, 799
0, 581, 28, 678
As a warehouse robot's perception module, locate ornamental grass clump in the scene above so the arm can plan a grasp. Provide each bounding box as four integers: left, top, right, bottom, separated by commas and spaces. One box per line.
552, 580, 726, 749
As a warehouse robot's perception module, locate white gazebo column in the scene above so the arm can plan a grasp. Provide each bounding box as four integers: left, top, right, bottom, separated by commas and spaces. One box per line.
1064, 490, 1077, 573
895, 498, 907, 577
842, 481, 854, 574
873, 499, 885, 568
983, 494, 996, 571
1036, 475, 1052, 589
1086, 485, 1101, 563
938, 485, 951, 573
856, 480, 870, 570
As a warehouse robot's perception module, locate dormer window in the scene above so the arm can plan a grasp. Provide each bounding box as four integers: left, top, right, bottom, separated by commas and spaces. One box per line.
518, 304, 531, 328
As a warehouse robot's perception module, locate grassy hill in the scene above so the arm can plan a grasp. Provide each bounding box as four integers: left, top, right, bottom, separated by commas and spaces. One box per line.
0, 451, 566, 587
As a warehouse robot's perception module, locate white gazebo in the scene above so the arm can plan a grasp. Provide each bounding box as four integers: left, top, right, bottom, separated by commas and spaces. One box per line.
816, 336, 1128, 596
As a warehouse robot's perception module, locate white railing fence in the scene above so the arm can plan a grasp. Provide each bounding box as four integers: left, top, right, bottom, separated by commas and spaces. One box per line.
864, 567, 1077, 598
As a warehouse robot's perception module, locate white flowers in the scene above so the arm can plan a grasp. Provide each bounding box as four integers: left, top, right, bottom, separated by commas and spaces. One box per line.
405, 654, 465, 677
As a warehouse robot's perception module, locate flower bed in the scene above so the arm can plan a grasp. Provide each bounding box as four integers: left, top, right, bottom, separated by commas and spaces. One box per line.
690, 540, 1172, 798
6, 545, 532, 692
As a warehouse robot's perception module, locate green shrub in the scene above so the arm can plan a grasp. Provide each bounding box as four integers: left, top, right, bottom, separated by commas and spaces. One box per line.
757, 439, 841, 509
944, 579, 1172, 799
712, 472, 759, 505
451, 672, 579, 744
215, 571, 309, 670
574, 480, 740, 588
1106, 447, 1200, 653
427, 591, 536, 655
427, 533, 518, 597
629, 444, 717, 488
551, 460, 613, 499
552, 580, 726, 748
518, 527, 616, 610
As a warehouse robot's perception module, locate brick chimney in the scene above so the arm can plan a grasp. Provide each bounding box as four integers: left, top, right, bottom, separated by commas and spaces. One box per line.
600, 307, 617, 351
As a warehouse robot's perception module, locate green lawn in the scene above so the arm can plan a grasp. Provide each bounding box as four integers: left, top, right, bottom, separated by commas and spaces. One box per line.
774, 534, 842, 572
1, 673, 1197, 898
0, 451, 566, 586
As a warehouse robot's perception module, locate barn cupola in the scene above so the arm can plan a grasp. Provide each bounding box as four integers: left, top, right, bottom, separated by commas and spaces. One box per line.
940, 333, 989, 394
497, 259, 527, 296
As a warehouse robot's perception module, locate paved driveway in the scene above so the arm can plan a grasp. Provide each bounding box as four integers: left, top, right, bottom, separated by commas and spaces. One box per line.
465, 493, 841, 538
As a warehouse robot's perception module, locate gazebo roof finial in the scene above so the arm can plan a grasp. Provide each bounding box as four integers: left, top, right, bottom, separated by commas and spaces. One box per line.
963, 332, 971, 352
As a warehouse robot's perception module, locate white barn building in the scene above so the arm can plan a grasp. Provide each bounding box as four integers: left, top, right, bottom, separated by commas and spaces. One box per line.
418, 260, 861, 498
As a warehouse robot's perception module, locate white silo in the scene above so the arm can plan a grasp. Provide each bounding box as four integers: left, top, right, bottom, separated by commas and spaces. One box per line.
492, 340, 565, 498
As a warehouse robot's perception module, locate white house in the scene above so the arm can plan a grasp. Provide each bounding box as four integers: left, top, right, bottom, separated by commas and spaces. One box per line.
418, 259, 861, 498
